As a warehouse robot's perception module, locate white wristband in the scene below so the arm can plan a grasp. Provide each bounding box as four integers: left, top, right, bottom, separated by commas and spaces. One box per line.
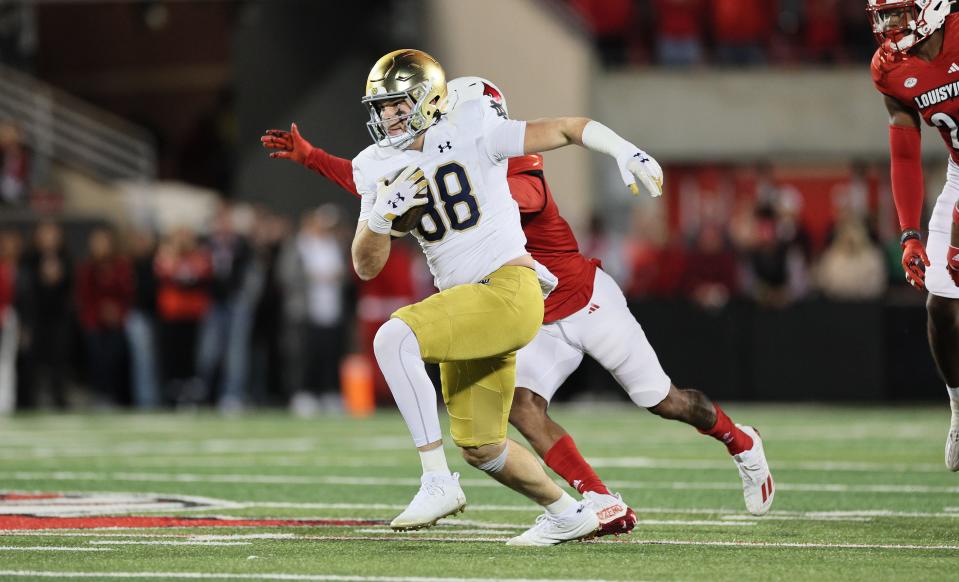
581, 120, 634, 159
367, 211, 392, 235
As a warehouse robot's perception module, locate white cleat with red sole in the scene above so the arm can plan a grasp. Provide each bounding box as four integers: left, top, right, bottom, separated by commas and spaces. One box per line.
732, 425, 774, 516
582, 491, 636, 537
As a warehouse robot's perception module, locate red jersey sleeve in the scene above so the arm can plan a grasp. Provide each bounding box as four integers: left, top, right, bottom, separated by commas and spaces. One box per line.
507, 154, 547, 213
305, 148, 358, 197
889, 125, 925, 232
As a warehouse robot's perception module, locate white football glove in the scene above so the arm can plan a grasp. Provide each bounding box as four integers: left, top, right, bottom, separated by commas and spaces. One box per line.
582, 120, 664, 198
619, 149, 663, 198
367, 165, 429, 234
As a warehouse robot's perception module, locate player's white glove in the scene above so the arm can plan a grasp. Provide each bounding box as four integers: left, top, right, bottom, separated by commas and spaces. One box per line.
367, 165, 429, 235
582, 120, 663, 198
621, 149, 663, 198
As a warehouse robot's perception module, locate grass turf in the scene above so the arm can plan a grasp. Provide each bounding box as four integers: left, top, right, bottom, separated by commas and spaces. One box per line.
0, 404, 957, 581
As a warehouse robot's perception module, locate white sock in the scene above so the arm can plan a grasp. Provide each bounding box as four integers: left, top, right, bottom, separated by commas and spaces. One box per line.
419, 446, 450, 476
947, 386, 959, 403
544, 491, 577, 515
373, 318, 444, 448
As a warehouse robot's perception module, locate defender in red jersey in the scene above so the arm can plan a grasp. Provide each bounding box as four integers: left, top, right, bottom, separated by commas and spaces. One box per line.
261, 77, 775, 522
869, 0, 959, 470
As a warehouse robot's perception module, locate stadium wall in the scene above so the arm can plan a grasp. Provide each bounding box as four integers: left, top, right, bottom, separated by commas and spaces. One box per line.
593, 69, 946, 163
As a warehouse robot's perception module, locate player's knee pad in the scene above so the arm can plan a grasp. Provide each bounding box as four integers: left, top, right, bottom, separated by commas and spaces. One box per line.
474, 441, 509, 474
372, 317, 418, 364
626, 378, 671, 409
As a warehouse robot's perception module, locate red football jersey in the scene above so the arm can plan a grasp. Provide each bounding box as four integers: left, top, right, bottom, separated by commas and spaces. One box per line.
872, 13, 959, 163
508, 155, 600, 324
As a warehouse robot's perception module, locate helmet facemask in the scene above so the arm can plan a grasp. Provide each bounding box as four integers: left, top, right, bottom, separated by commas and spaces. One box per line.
362, 80, 440, 150
867, 0, 953, 53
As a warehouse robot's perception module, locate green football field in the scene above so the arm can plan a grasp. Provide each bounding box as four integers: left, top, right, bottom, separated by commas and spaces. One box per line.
0, 404, 957, 582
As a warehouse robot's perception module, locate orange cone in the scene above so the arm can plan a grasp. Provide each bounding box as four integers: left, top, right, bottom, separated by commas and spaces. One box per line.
340, 354, 375, 418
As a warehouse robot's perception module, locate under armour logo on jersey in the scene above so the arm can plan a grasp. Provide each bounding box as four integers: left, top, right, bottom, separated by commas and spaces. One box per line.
632, 152, 650, 163
438, 141, 452, 153
950, 63, 959, 74
478, 278, 490, 285
588, 303, 600, 314
490, 100, 508, 119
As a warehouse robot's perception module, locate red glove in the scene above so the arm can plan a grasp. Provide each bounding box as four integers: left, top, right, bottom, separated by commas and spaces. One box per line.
260, 123, 313, 164
901, 236, 931, 290
947, 245, 959, 287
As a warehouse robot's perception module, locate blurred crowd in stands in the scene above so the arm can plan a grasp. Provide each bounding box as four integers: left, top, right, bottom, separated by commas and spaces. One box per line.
0, 113, 915, 413
565, 0, 877, 66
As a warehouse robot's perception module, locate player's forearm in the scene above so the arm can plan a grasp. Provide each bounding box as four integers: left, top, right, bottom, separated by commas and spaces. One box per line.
522, 117, 590, 153
351, 223, 391, 280
305, 149, 359, 196
889, 125, 925, 232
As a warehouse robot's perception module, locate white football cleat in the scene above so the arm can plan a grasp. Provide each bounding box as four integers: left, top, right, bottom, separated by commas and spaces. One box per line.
946, 400, 959, 472
732, 425, 774, 516
582, 491, 636, 537
389, 472, 466, 531
506, 502, 599, 546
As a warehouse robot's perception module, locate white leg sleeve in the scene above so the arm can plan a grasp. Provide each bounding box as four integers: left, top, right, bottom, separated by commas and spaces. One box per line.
373, 318, 443, 448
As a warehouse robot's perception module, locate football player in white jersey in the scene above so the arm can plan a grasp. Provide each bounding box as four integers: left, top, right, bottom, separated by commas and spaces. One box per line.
350, 49, 662, 546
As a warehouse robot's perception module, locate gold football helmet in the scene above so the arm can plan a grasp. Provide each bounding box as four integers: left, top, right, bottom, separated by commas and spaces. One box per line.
362, 49, 447, 149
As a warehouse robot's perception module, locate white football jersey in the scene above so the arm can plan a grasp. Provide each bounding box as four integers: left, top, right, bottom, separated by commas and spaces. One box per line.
353, 97, 528, 290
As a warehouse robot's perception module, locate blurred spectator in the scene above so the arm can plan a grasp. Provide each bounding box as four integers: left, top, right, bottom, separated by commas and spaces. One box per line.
125, 229, 161, 409
195, 204, 251, 411
569, 0, 635, 66
248, 209, 289, 406
816, 218, 887, 300
19, 220, 72, 409
0, 230, 20, 413
582, 214, 629, 286
624, 205, 688, 299
680, 223, 739, 308
711, 0, 774, 65
0, 122, 29, 206
841, 0, 879, 63
154, 227, 211, 405
803, 0, 844, 63
749, 210, 794, 307
284, 205, 347, 416
76, 228, 133, 406
654, 0, 705, 66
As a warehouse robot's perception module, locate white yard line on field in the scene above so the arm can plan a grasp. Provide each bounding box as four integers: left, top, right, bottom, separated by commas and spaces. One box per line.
0, 546, 112, 551
88, 540, 252, 546
588, 457, 946, 474
0, 571, 620, 582
607, 539, 959, 551
353, 528, 516, 535
4, 471, 958, 495
291, 535, 959, 551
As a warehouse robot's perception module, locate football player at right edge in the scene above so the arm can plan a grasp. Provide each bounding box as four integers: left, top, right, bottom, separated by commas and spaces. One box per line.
869, 0, 959, 470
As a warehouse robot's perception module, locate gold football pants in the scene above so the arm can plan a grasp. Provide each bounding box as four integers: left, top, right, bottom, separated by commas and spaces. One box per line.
392, 265, 543, 447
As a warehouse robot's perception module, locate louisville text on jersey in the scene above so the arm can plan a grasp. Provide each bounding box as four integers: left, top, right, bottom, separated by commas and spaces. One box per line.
914, 79, 959, 109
